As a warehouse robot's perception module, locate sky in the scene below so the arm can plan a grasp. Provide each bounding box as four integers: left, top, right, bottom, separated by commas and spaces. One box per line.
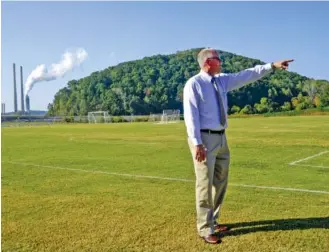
1, 1, 329, 112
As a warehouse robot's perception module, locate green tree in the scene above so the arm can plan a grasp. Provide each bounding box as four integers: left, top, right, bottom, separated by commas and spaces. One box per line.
230, 105, 241, 114
302, 79, 318, 105
46, 48, 328, 116
318, 84, 329, 107
240, 104, 253, 114
280, 102, 292, 111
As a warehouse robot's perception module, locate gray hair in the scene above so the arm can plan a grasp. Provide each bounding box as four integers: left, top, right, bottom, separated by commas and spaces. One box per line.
197, 48, 217, 68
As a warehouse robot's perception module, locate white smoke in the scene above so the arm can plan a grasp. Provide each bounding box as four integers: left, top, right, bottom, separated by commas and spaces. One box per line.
24, 47, 88, 96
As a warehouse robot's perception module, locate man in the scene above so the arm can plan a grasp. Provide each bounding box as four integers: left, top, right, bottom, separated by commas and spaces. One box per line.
183, 48, 293, 244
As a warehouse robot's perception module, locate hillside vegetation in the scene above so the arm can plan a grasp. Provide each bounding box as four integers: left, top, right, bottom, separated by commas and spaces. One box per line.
47, 48, 329, 116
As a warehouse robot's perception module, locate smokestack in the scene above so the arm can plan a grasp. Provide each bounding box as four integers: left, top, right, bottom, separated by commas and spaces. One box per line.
1, 103, 5, 114
20, 66, 25, 113
13, 63, 18, 113
25, 95, 30, 114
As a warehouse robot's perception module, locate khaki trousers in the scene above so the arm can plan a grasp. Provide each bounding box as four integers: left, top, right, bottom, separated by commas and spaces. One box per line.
188, 132, 230, 237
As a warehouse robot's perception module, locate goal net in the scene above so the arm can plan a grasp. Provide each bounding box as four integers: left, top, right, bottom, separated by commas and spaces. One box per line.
148, 113, 161, 122
159, 109, 181, 124
87, 111, 111, 123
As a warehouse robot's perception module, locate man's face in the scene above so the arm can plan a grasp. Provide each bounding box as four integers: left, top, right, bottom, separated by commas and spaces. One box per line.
205, 51, 222, 74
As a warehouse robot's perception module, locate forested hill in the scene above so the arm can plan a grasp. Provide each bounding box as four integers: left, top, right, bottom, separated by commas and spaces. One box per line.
47, 48, 329, 116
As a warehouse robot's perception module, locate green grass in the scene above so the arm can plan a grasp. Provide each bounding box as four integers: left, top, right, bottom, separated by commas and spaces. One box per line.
301, 153, 329, 167
2, 116, 329, 252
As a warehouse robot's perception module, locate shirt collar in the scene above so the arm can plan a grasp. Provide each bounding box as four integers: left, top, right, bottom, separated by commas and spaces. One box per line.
199, 70, 214, 83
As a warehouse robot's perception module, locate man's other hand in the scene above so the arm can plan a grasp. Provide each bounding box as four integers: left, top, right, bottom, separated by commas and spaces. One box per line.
272, 59, 294, 70
195, 144, 207, 162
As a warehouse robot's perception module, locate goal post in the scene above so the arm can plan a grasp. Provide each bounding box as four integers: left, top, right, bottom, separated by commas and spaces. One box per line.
87, 111, 111, 123
159, 109, 181, 124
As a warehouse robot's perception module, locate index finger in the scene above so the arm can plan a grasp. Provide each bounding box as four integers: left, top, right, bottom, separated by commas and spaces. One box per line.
284, 59, 294, 63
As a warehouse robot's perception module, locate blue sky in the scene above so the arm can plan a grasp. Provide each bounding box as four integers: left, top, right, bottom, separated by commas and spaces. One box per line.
2, 1, 329, 112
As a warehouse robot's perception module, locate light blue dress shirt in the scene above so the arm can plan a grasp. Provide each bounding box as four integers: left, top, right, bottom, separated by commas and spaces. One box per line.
183, 63, 273, 145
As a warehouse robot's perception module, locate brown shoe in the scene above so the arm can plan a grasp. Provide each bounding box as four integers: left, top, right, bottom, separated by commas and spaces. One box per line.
201, 234, 221, 244
214, 224, 231, 233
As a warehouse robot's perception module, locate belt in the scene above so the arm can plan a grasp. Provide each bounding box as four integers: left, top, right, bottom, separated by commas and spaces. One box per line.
200, 129, 225, 134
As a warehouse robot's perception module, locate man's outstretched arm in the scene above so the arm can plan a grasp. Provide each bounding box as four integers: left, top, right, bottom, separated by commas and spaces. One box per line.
223, 59, 294, 92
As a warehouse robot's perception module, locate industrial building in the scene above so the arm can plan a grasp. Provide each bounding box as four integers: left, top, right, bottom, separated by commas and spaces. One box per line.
12, 63, 30, 114
1, 103, 5, 114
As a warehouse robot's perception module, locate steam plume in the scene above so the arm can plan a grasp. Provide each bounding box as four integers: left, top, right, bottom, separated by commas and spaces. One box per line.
24, 47, 88, 96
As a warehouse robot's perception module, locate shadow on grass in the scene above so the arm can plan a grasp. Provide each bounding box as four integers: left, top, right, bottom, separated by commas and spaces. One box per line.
223, 217, 329, 237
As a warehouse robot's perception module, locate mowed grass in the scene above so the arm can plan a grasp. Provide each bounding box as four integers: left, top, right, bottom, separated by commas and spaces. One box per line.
303, 153, 329, 167
1, 116, 329, 252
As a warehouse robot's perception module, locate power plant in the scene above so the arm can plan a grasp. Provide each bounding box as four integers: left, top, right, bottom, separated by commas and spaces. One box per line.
25, 95, 30, 113
20, 66, 25, 113
12, 63, 30, 114
13, 63, 18, 113
1, 103, 5, 114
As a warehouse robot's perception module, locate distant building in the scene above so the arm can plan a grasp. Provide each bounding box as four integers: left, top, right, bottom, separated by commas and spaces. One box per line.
25, 95, 30, 113
1, 103, 5, 114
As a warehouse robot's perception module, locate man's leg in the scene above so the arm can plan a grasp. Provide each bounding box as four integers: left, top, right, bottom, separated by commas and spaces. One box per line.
188, 133, 221, 237
212, 133, 230, 224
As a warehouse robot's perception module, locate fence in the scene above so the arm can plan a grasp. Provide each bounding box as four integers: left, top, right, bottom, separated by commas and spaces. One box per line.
1, 114, 184, 127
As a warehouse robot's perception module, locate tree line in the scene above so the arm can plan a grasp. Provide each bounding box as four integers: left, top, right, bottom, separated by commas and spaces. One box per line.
47, 48, 329, 116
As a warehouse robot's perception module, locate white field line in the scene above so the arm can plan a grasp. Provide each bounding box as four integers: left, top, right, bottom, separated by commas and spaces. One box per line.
293, 164, 329, 169
3, 161, 329, 195
3, 161, 193, 182
289, 150, 329, 165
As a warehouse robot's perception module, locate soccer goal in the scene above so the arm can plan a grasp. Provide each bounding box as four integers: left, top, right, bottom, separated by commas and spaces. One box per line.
87, 111, 111, 123
148, 113, 161, 122
159, 109, 181, 124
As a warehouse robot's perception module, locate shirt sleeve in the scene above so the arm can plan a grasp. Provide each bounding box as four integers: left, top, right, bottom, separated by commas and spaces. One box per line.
222, 63, 273, 92
183, 80, 202, 146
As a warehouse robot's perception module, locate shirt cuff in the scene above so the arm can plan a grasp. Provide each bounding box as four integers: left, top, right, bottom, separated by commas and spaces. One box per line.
191, 137, 202, 146
264, 63, 273, 71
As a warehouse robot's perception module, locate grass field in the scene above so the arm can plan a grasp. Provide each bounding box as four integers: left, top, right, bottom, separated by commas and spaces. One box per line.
2, 116, 329, 252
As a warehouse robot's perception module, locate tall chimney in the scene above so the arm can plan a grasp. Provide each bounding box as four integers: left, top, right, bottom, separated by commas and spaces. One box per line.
25, 95, 30, 114
1, 103, 5, 114
20, 66, 25, 113
13, 63, 18, 113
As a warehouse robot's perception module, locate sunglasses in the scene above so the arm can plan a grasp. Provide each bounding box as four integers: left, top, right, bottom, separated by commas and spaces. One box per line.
207, 57, 221, 62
